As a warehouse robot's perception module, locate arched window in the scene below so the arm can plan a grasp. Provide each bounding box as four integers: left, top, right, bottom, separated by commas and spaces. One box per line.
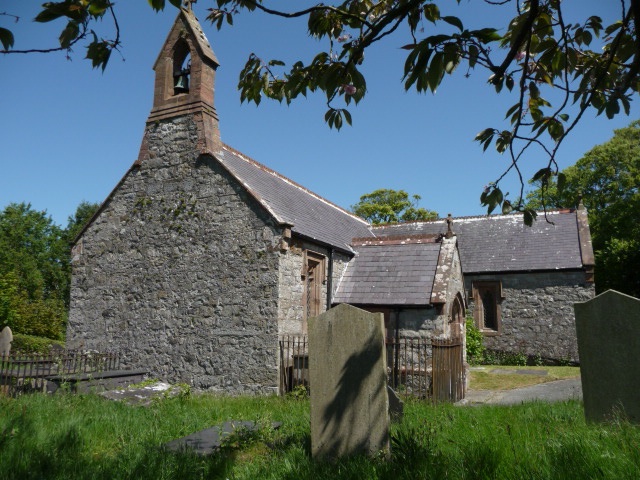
449, 292, 465, 338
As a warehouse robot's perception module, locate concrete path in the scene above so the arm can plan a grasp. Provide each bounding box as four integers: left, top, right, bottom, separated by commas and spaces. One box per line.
459, 377, 583, 406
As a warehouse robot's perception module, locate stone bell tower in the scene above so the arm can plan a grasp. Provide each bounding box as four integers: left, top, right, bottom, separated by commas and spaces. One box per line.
138, 6, 222, 160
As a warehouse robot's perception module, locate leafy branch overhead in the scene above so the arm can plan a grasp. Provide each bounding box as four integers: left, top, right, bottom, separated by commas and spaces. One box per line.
2, 1, 639, 223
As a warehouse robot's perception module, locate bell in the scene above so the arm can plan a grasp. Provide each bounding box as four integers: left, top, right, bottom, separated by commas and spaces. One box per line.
173, 70, 190, 94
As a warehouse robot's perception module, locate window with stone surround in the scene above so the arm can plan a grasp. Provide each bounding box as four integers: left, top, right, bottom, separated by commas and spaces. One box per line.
302, 251, 325, 320
472, 281, 503, 335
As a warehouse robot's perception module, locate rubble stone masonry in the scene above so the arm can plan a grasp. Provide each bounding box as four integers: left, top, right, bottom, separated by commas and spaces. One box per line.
68, 115, 283, 394
466, 271, 594, 362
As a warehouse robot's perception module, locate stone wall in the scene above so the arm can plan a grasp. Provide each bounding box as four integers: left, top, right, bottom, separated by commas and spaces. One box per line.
466, 271, 595, 362
68, 115, 282, 394
277, 240, 351, 336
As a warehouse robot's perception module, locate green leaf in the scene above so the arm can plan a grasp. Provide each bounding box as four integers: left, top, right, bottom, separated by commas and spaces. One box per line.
0, 27, 14, 50
441, 16, 463, 32
468, 44, 479, 68
427, 52, 444, 92
168, 0, 182, 8
86, 36, 112, 72
532, 168, 551, 183
147, 0, 165, 12
34, 4, 67, 23
88, 0, 111, 17
473, 28, 501, 43
502, 200, 513, 215
529, 82, 540, 99
423, 4, 440, 23
557, 172, 567, 195
523, 209, 537, 226
59, 21, 79, 49
505, 75, 514, 91
343, 109, 352, 126
605, 97, 620, 119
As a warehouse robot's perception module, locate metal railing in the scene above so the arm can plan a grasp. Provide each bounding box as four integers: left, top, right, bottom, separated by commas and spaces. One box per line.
0, 350, 120, 398
278, 335, 464, 401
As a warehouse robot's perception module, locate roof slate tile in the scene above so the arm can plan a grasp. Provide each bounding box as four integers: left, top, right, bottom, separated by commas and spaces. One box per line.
333, 242, 441, 306
218, 145, 372, 252
372, 211, 583, 273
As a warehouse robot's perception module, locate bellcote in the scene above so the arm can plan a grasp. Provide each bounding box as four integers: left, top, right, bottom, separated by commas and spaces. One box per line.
142, 8, 221, 155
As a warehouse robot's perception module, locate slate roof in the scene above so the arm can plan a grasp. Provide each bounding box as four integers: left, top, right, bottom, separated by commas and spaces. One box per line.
217, 145, 372, 253
333, 238, 442, 306
372, 211, 584, 273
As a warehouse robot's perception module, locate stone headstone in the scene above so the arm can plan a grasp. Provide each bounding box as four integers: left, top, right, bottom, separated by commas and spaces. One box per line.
387, 386, 404, 422
0, 326, 13, 356
308, 304, 390, 459
164, 420, 282, 455
575, 290, 640, 423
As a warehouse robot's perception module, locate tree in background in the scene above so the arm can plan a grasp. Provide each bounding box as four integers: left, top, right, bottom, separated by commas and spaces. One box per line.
352, 188, 438, 224
64, 200, 100, 248
0, 201, 100, 340
1, 1, 638, 222
525, 120, 640, 297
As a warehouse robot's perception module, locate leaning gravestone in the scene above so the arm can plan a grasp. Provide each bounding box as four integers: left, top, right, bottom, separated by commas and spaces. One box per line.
308, 304, 390, 459
575, 290, 640, 423
0, 326, 13, 356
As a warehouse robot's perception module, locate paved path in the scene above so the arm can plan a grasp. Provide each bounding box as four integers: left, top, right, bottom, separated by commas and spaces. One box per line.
459, 377, 583, 406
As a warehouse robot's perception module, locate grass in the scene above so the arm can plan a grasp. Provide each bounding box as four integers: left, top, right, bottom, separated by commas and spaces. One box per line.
1, 389, 639, 480
470, 365, 581, 390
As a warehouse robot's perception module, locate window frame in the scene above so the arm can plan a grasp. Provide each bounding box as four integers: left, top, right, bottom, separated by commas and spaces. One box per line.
472, 281, 503, 336
302, 250, 326, 321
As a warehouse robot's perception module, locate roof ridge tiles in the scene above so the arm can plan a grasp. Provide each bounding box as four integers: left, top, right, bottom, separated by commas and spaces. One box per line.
371, 208, 577, 229
221, 143, 369, 226
352, 234, 442, 246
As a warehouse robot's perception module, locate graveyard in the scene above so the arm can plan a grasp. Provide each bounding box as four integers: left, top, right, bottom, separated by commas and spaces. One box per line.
2, 293, 640, 479
1, 385, 639, 480
1, 4, 639, 478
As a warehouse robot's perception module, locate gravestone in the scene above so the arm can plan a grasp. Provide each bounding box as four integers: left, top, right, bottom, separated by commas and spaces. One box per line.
575, 290, 640, 423
308, 304, 390, 459
0, 326, 13, 356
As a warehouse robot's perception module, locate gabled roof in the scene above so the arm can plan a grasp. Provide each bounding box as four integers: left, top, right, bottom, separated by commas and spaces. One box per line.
217, 145, 372, 253
153, 8, 219, 69
333, 236, 442, 306
372, 210, 586, 273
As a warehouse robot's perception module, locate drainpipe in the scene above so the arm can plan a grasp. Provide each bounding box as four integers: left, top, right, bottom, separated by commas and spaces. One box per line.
326, 248, 334, 310
394, 308, 400, 387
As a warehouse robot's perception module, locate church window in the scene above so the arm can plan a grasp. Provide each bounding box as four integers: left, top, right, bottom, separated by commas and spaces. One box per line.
473, 281, 502, 334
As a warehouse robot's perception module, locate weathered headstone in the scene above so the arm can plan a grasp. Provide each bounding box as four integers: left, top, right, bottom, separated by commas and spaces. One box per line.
387, 386, 404, 422
575, 290, 640, 423
308, 304, 390, 459
0, 326, 13, 356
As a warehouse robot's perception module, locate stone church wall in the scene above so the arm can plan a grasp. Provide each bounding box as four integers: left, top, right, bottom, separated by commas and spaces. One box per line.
278, 240, 351, 336
466, 271, 595, 362
68, 116, 282, 394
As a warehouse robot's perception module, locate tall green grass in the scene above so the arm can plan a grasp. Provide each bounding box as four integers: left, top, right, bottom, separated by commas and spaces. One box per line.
1, 393, 639, 479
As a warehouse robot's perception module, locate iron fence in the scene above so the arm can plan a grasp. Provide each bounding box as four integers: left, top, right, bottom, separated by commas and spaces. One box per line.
278, 335, 461, 400
279, 336, 309, 395
0, 350, 120, 398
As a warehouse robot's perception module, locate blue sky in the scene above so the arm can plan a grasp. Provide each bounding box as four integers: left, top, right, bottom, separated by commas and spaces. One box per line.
0, 1, 636, 227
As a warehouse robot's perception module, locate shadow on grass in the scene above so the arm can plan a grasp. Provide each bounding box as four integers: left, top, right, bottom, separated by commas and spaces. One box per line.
0, 417, 237, 480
